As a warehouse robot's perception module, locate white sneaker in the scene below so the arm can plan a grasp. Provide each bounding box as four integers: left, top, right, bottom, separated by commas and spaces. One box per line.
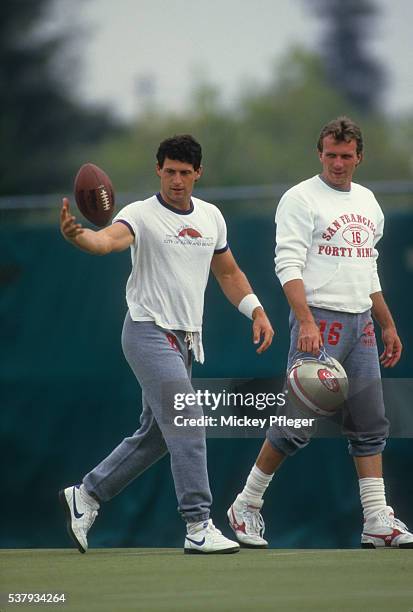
184, 519, 240, 554
227, 494, 268, 548
361, 506, 413, 548
59, 484, 99, 553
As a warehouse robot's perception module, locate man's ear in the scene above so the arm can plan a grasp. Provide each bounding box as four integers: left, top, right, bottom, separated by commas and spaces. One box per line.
355, 153, 363, 167
156, 163, 162, 177
195, 165, 203, 181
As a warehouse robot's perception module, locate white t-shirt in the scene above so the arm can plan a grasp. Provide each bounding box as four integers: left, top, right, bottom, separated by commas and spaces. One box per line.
275, 175, 384, 313
113, 192, 228, 334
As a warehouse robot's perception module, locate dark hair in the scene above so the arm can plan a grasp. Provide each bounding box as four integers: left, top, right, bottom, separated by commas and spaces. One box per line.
317, 116, 363, 155
156, 134, 202, 170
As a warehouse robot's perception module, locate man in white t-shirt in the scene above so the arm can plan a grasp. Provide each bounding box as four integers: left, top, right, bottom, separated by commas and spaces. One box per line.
58, 134, 274, 554
228, 117, 413, 549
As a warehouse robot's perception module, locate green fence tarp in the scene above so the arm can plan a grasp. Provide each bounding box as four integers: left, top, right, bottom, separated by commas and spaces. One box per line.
1, 212, 412, 548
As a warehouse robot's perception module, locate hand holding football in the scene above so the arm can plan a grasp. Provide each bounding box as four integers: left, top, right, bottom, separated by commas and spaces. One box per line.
74, 163, 115, 227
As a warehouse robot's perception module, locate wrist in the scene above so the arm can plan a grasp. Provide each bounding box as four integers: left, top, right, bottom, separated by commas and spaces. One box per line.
297, 314, 316, 325
252, 306, 265, 320
290, 303, 314, 325
381, 322, 396, 332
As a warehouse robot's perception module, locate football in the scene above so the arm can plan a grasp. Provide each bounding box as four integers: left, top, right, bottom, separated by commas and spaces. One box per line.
74, 163, 115, 227
287, 353, 348, 417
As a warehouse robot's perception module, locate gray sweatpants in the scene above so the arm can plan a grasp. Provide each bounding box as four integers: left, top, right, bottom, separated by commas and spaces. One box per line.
83, 313, 212, 523
267, 307, 389, 457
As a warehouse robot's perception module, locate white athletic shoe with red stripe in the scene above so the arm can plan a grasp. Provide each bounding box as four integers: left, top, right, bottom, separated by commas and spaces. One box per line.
227, 494, 268, 548
361, 506, 413, 548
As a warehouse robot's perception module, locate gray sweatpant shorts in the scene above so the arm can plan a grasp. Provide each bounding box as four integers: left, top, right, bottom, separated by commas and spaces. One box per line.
83, 313, 212, 523
267, 307, 389, 457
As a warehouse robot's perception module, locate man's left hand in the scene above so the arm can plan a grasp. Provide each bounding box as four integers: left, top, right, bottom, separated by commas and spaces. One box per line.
380, 326, 402, 368
252, 308, 275, 354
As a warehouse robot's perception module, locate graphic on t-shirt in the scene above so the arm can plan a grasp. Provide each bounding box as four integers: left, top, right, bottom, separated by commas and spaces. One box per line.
178, 227, 203, 238
322, 213, 376, 241
163, 224, 215, 248
318, 213, 376, 259
342, 224, 369, 247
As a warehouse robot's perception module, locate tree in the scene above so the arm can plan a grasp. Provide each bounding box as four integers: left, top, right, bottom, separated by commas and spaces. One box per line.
311, 0, 384, 113
86, 47, 412, 213
0, 0, 118, 195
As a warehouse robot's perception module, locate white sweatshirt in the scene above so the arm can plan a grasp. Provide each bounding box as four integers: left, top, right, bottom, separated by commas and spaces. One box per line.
275, 175, 384, 313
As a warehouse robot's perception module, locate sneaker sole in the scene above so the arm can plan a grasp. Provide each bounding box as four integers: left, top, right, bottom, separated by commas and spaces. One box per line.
239, 541, 268, 549
184, 546, 240, 555
361, 542, 413, 549
58, 489, 86, 554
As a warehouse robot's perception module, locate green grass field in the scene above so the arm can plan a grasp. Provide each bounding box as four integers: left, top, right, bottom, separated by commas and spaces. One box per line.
1, 548, 412, 612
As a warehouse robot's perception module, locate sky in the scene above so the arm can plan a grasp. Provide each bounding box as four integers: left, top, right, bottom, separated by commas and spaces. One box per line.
49, 0, 413, 120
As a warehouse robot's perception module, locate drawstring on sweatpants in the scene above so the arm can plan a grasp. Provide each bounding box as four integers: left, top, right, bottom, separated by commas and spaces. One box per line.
184, 331, 204, 364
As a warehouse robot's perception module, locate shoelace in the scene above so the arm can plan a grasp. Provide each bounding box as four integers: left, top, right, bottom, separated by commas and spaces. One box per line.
206, 521, 222, 535
243, 506, 265, 537
379, 509, 409, 533
84, 508, 98, 529
392, 517, 408, 532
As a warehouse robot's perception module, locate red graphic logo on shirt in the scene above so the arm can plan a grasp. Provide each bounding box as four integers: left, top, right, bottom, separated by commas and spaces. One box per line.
166, 333, 179, 352
317, 369, 340, 392
342, 223, 369, 247
178, 227, 202, 238
163, 225, 213, 247
361, 321, 376, 347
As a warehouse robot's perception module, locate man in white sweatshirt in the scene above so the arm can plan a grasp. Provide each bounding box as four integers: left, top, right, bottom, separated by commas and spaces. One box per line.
228, 116, 413, 549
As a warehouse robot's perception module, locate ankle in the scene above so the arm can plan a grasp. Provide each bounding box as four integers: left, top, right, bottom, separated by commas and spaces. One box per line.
187, 519, 209, 534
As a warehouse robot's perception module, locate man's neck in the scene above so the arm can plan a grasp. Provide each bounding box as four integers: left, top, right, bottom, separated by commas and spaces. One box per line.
160, 190, 191, 211
157, 192, 194, 214
318, 174, 351, 192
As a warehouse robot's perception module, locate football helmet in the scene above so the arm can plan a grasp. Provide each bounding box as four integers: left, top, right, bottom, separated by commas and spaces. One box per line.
287, 347, 348, 417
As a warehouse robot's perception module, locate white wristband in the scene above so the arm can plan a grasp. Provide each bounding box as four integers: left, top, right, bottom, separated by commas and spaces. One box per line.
238, 294, 262, 320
